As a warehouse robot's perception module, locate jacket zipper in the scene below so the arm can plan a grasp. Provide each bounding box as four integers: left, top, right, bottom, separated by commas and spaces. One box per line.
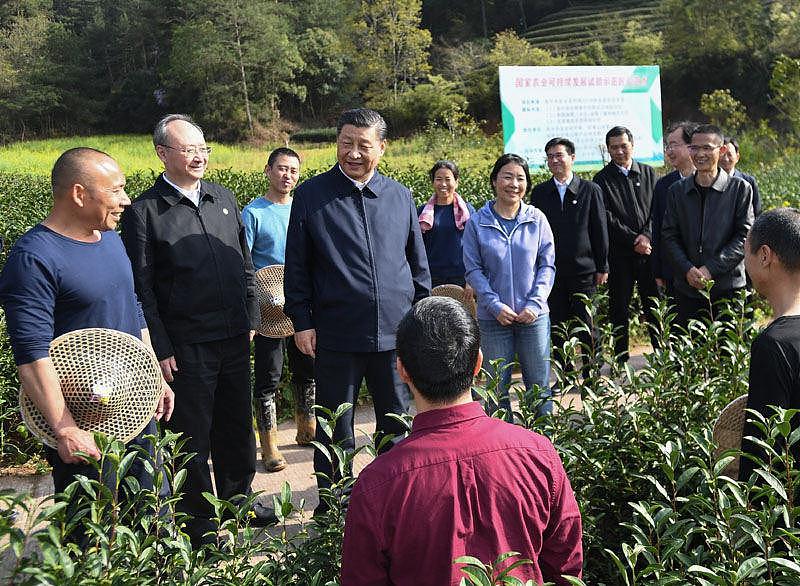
357, 192, 380, 351
195, 201, 229, 336
480, 213, 534, 314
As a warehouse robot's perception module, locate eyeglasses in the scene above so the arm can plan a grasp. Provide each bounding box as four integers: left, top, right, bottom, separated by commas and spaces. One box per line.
160, 145, 212, 157
664, 142, 686, 151
688, 144, 721, 154
546, 152, 568, 161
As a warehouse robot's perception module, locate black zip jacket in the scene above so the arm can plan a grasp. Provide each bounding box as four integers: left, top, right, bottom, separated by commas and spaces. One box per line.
120, 175, 259, 360
530, 175, 609, 279
284, 166, 431, 353
661, 169, 753, 298
593, 160, 656, 256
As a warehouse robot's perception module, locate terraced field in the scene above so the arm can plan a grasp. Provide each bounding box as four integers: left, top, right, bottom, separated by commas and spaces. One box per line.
525, 0, 664, 56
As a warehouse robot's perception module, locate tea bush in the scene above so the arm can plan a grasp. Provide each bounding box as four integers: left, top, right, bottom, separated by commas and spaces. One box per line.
3, 296, 800, 584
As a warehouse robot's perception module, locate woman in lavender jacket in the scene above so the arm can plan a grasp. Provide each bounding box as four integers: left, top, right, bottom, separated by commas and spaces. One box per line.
462, 153, 556, 420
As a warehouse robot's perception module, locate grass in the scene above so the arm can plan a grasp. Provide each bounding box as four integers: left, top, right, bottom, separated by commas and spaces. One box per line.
0, 133, 499, 175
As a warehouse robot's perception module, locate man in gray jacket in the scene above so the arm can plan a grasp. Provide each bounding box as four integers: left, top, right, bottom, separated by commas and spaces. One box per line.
662, 124, 754, 326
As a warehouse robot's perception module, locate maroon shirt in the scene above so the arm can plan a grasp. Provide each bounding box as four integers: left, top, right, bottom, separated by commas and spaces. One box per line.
341, 401, 583, 585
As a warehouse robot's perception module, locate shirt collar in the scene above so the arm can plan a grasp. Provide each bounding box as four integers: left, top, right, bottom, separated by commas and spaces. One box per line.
338, 164, 375, 191
410, 401, 487, 434
162, 173, 201, 201
553, 173, 574, 188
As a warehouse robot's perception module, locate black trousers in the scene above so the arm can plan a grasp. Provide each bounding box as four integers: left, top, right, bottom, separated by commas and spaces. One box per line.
313, 348, 410, 497
675, 288, 743, 328
549, 274, 596, 375
608, 253, 661, 362
47, 419, 166, 544
253, 334, 314, 402
166, 334, 256, 545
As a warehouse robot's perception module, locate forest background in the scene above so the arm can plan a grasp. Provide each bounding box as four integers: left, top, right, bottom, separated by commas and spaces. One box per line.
2, 0, 800, 151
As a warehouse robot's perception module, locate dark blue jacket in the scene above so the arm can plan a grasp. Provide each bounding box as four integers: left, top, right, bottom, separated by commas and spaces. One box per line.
284, 166, 431, 352
529, 175, 608, 279
732, 169, 762, 216
651, 170, 682, 281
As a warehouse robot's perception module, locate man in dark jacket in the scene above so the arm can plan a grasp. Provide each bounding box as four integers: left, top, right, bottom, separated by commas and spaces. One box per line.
284, 108, 431, 512
651, 121, 697, 292
662, 124, 754, 326
121, 114, 262, 545
530, 137, 608, 376
720, 136, 762, 217
593, 126, 660, 363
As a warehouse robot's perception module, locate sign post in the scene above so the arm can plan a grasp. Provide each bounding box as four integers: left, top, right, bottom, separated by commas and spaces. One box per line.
499, 65, 664, 172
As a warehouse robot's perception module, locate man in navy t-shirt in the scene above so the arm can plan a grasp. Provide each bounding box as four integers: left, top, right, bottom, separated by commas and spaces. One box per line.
0, 148, 174, 499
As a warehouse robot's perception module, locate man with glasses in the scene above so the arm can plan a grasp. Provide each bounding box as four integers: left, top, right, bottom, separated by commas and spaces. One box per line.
121, 114, 267, 546
662, 124, 754, 325
530, 137, 608, 377
651, 121, 697, 293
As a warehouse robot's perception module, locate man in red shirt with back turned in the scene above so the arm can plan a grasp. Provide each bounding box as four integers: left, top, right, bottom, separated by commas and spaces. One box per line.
341, 296, 583, 585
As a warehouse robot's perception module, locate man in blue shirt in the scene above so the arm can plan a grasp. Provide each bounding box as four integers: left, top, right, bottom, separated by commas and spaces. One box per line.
0, 148, 174, 512
242, 147, 315, 472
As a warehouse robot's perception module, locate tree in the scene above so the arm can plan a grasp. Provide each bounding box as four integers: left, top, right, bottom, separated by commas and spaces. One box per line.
571, 40, 608, 66
167, 0, 304, 139
619, 20, 662, 66
699, 89, 748, 132
487, 30, 566, 68
350, 0, 432, 105
769, 1, 800, 57
0, 10, 64, 138
295, 28, 350, 122
770, 55, 800, 141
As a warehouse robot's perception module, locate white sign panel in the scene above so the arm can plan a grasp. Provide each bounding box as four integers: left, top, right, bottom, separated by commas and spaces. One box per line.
499, 65, 664, 172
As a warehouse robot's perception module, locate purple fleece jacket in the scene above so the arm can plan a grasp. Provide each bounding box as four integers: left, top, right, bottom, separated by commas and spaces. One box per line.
462, 201, 556, 322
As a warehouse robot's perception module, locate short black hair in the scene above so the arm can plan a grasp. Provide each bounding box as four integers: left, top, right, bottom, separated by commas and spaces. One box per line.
666, 121, 698, 144
749, 208, 800, 271
396, 297, 481, 403
723, 136, 740, 154
51, 147, 113, 193
429, 160, 459, 182
605, 126, 633, 146
336, 108, 388, 140
489, 153, 532, 195
267, 147, 300, 168
691, 124, 724, 143
544, 137, 575, 156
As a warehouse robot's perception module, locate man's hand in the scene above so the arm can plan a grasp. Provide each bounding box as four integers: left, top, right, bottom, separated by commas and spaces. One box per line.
155, 381, 175, 422
655, 277, 666, 288
495, 305, 518, 326
595, 272, 609, 286
515, 308, 537, 324
295, 329, 317, 357
686, 266, 707, 289
698, 266, 712, 281
249, 329, 256, 342
56, 426, 100, 464
464, 283, 475, 300
633, 234, 652, 256
159, 356, 178, 383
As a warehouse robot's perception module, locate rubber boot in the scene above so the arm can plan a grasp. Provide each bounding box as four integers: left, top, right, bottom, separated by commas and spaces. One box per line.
293, 381, 316, 446
256, 398, 286, 473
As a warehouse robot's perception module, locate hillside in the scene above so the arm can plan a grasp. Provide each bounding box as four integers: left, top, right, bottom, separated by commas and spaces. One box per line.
524, 0, 665, 56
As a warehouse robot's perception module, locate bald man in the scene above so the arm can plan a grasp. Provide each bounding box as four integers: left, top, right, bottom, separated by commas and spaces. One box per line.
121, 114, 264, 545
0, 147, 173, 506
